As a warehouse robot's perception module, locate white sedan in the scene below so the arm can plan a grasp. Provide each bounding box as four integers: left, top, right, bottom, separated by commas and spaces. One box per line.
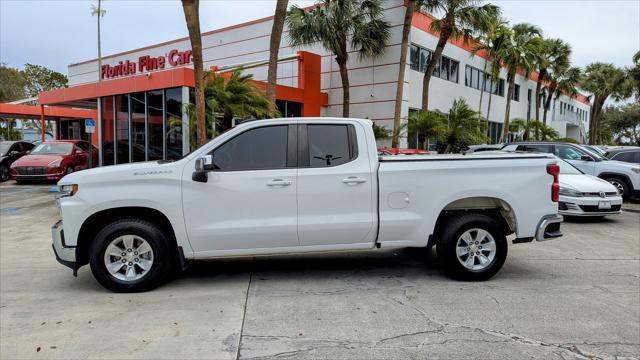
558, 159, 622, 217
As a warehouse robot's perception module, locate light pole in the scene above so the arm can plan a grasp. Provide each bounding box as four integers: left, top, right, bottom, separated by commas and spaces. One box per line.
91, 0, 106, 82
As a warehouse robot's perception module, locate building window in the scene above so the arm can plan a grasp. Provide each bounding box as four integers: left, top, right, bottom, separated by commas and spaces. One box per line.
276, 100, 302, 117
131, 92, 146, 162
115, 95, 129, 164
487, 121, 503, 144
409, 43, 458, 83
165, 88, 183, 161
511, 84, 520, 101
465, 65, 505, 96
147, 90, 164, 161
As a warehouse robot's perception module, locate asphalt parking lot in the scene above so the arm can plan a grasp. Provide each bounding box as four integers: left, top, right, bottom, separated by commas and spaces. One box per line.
1, 182, 639, 359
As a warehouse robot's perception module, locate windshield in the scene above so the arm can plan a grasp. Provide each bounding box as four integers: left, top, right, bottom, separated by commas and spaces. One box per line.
0, 143, 11, 155
31, 142, 73, 155
557, 158, 583, 175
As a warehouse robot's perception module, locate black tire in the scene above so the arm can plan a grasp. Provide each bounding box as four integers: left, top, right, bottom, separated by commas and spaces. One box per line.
437, 213, 507, 281
66, 165, 75, 175
0, 165, 9, 182
89, 219, 172, 292
604, 177, 629, 199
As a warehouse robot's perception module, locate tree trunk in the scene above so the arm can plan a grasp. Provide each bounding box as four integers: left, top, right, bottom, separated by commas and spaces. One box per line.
478, 59, 487, 117
421, 15, 453, 111
392, 0, 415, 148
590, 96, 605, 144
501, 75, 515, 143
542, 86, 555, 126
182, 0, 206, 147
337, 57, 350, 118
266, 0, 288, 112
534, 68, 546, 121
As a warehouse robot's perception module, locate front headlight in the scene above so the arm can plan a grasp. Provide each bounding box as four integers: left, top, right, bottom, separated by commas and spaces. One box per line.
58, 184, 78, 198
559, 186, 582, 197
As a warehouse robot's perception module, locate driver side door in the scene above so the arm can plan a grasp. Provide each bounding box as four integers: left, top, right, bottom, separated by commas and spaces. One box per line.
182, 124, 299, 254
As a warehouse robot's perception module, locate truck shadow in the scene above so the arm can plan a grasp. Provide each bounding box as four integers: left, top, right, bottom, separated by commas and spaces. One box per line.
183, 247, 442, 280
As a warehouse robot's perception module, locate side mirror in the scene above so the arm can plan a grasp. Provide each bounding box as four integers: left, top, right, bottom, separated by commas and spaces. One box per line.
580, 155, 593, 161
192, 154, 215, 183
8, 151, 18, 156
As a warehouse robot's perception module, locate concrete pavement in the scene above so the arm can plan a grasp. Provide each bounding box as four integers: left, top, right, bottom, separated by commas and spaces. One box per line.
1, 183, 639, 359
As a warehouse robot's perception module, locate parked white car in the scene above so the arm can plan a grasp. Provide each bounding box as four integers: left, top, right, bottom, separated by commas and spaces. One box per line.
53, 118, 563, 292
557, 159, 622, 217
502, 142, 640, 199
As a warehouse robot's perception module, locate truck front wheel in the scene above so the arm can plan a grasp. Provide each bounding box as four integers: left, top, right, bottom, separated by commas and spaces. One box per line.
89, 219, 171, 292
438, 213, 507, 281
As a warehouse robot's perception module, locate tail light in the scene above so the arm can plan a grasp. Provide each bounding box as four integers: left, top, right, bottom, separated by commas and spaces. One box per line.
547, 163, 560, 202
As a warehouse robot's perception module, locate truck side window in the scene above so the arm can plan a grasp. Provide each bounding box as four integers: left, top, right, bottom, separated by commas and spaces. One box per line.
212, 125, 288, 171
307, 125, 356, 167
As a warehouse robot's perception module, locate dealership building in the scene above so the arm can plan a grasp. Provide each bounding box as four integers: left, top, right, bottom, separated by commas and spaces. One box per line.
33, 0, 591, 166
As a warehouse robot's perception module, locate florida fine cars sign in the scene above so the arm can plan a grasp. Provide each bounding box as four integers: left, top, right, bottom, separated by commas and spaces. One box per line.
101, 49, 193, 79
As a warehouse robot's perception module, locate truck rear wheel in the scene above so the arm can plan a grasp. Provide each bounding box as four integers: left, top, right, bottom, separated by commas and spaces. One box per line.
89, 219, 171, 292
438, 213, 507, 281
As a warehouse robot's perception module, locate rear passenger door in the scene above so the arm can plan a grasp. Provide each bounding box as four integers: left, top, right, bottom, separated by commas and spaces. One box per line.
296, 123, 375, 247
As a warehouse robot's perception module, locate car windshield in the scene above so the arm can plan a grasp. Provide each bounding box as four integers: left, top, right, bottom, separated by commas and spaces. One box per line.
31, 142, 73, 155
0, 143, 12, 155
557, 158, 583, 175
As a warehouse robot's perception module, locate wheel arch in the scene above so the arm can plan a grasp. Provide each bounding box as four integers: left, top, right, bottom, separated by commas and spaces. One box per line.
75, 207, 179, 268
598, 172, 632, 186
431, 196, 517, 247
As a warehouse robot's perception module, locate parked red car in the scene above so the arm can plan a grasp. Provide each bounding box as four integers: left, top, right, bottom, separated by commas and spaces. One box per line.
378, 147, 430, 156
10, 140, 97, 183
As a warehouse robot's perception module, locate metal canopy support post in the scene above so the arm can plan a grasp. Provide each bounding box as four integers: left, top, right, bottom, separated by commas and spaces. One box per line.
181, 86, 190, 155
40, 105, 45, 142
97, 98, 103, 166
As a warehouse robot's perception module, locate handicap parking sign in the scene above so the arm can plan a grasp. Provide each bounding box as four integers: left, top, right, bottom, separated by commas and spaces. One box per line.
85, 119, 96, 133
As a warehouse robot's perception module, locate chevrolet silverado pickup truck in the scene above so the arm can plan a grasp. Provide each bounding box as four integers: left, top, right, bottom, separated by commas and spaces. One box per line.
53, 118, 563, 292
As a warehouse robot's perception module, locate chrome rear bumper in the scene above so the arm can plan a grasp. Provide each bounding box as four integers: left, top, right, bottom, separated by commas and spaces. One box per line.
535, 214, 563, 241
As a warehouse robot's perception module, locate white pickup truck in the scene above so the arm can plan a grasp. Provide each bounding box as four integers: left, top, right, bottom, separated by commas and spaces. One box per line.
53, 118, 563, 292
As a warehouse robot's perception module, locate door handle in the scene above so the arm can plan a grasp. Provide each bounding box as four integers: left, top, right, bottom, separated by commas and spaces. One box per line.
266, 179, 292, 187
342, 176, 367, 185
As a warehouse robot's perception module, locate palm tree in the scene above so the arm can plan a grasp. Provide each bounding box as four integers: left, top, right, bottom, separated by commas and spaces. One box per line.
372, 122, 392, 140
493, 23, 542, 142
392, 0, 419, 148
470, 17, 508, 122
181, 0, 206, 147
534, 39, 570, 123
203, 71, 278, 132
541, 66, 581, 137
440, 98, 489, 153
187, 71, 278, 149
629, 50, 640, 101
407, 110, 446, 150
266, 0, 289, 109
287, 0, 391, 117
419, 0, 500, 111
581, 63, 631, 144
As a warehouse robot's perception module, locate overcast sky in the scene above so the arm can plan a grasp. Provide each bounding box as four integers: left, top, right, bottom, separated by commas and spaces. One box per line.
1, 0, 638, 75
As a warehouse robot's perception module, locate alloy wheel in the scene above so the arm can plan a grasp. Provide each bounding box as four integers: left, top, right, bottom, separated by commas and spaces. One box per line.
455, 228, 497, 271
103, 235, 154, 282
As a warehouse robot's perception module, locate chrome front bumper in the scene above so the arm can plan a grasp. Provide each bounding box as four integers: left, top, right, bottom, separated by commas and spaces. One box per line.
535, 214, 563, 241
52, 220, 77, 273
